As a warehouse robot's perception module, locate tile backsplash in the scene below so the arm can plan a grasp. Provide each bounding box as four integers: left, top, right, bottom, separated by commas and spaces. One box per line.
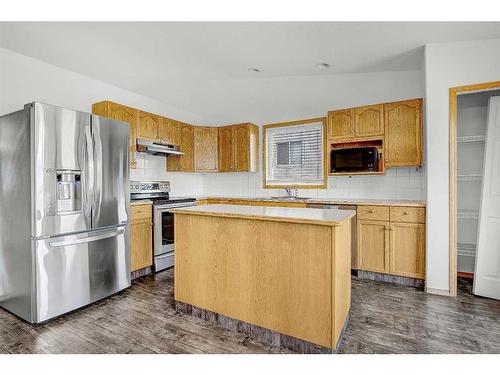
130, 153, 426, 200
202, 167, 426, 200
130, 153, 204, 196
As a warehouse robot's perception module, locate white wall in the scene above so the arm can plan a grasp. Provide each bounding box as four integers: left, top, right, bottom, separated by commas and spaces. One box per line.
0, 47, 205, 196
424, 38, 500, 294
202, 69, 426, 201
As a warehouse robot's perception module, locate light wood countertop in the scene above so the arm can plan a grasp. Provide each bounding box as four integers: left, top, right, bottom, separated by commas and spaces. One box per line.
173, 204, 355, 226
191, 196, 426, 207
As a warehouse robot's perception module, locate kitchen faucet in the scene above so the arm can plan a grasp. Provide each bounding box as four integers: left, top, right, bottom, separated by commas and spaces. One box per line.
284, 187, 298, 198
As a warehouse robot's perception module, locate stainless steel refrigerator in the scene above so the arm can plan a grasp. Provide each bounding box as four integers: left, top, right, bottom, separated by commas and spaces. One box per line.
0, 102, 130, 323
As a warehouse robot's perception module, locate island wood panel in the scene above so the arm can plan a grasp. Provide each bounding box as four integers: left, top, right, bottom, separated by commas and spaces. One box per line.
354, 104, 384, 137
194, 126, 218, 172
332, 218, 351, 346
389, 222, 425, 279
92, 101, 138, 168
137, 111, 160, 140
327, 109, 354, 140
384, 99, 423, 167
174, 213, 337, 348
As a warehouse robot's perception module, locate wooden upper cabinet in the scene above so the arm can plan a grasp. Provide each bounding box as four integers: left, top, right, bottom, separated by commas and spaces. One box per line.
92, 101, 138, 169
216, 123, 258, 172
167, 122, 194, 172
384, 99, 423, 167
233, 124, 251, 172
218, 125, 234, 172
354, 104, 384, 137
327, 109, 354, 140
159, 117, 181, 144
194, 127, 218, 172
137, 111, 160, 140
389, 222, 425, 279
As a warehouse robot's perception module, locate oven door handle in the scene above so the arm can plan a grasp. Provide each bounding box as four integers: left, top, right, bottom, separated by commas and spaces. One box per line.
155, 203, 196, 210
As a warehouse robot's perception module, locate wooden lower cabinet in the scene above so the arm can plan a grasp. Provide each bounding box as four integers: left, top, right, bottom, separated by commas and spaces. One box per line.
357, 205, 425, 280
130, 205, 153, 272
389, 222, 425, 279
357, 220, 389, 274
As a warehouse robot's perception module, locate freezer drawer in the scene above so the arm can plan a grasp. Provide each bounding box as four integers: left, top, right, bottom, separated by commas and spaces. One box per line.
34, 226, 130, 323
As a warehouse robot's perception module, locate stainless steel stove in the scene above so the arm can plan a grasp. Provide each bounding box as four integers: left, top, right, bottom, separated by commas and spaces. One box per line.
130, 181, 196, 272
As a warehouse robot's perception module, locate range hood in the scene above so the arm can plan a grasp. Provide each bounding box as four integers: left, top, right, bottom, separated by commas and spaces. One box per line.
136, 138, 184, 156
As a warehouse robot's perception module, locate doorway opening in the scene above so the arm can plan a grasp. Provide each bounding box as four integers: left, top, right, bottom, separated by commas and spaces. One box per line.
449, 81, 500, 297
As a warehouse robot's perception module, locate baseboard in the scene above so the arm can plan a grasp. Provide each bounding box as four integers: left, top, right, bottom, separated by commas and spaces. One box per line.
175, 300, 348, 354
357, 270, 425, 288
131, 266, 153, 280
425, 287, 451, 296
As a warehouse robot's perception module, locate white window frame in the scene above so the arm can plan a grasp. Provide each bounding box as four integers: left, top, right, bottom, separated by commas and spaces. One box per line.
263, 118, 326, 189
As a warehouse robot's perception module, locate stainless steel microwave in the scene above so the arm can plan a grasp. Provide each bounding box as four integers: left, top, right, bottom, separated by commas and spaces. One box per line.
330, 147, 379, 173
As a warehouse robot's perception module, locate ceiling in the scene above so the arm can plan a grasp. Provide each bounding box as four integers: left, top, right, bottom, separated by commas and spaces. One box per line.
1, 22, 500, 120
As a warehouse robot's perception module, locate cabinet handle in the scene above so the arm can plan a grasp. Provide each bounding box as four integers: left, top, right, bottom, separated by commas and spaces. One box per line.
368, 210, 374, 213
403, 212, 409, 215
385, 159, 388, 163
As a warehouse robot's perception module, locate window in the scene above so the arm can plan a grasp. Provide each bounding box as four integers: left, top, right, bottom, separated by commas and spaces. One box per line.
264, 119, 325, 188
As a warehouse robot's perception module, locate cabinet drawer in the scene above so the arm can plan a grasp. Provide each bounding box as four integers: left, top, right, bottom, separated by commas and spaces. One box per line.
357, 205, 390, 221
390, 207, 425, 223
131, 204, 152, 221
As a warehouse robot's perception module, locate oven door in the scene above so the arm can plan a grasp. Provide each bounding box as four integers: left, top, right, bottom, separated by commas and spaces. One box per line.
153, 202, 196, 257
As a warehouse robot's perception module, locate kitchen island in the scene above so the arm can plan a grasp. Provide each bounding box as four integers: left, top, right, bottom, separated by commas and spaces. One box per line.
172, 204, 355, 353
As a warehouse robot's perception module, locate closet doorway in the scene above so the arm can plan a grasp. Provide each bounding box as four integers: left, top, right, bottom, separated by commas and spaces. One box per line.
449, 81, 500, 297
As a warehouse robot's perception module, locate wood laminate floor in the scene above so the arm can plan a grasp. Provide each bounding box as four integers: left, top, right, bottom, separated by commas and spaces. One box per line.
0, 270, 499, 354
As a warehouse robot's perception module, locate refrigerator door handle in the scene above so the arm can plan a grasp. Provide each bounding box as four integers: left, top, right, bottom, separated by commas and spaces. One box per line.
48, 227, 125, 248
84, 125, 95, 226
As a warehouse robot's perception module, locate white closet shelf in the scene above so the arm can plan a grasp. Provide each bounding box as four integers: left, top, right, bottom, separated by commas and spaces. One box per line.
457, 174, 482, 181
457, 210, 480, 219
457, 243, 476, 257
457, 135, 486, 143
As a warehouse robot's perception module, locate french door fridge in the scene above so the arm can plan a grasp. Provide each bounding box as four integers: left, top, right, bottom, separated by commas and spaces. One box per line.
0, 102, 130, 323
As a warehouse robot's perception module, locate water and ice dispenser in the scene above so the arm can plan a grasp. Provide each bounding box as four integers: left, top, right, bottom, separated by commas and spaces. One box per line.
55, 170, 81, 214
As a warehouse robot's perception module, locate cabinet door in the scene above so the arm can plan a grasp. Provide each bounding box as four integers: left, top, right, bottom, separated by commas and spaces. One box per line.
357, 220, 390, 274
218, 125, 234, 172
178, 123, 194, 171
137, 111, 160, 140
354, 104, 384, 137
159, 117, 179, 144
389, 222, 425, 279
194, 127, 218, 172
130, 218, 153, 271
384, 99, 423, 167
327, 109, 354, 140
93, 102, 139, 169
233, 124, 250, 172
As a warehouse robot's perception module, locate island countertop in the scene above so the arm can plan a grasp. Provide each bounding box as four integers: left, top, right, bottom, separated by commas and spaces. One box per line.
172, 204, 356, 226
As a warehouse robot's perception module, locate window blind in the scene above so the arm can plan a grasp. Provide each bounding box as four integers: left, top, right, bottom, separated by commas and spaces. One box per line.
265, 122, 324, 186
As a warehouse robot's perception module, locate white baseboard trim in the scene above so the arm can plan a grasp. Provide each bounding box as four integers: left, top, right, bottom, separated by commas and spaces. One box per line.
425, 287, 451, 296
